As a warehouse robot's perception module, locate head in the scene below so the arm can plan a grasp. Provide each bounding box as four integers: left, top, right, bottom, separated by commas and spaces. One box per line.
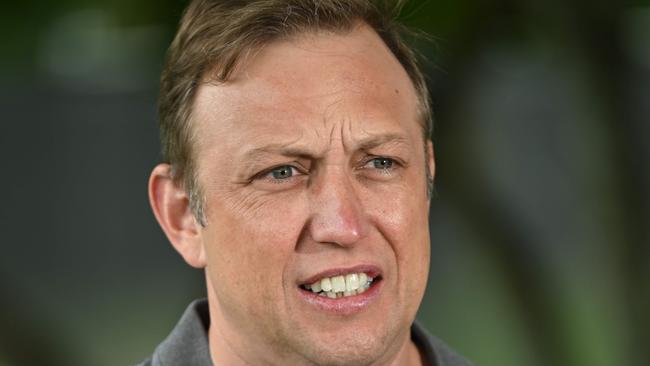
149, 1, 435, 365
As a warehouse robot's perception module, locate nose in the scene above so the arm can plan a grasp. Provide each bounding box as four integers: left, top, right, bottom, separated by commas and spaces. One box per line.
308, 169, 367, 247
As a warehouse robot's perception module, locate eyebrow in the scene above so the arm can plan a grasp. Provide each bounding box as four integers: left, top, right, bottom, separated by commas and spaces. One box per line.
239, 133, 410, 162
353, 133, 410, 152
239, 143, 315, 162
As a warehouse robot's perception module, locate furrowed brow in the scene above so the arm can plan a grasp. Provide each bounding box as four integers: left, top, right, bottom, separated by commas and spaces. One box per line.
239, 134, 410, 162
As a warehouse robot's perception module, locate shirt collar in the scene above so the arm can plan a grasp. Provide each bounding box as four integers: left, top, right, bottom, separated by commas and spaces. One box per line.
151, 299, 211, 366
150, 298, 472, 366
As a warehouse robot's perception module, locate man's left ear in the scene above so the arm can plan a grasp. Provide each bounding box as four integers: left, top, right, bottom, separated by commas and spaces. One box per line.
426, 140, 435, 200
148, 164, 207, 268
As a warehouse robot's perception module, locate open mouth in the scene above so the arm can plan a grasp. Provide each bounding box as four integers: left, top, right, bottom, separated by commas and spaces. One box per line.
299, 272, 381, 299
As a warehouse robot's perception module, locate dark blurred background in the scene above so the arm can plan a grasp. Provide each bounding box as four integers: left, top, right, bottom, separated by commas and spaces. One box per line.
1, 1, 648, 365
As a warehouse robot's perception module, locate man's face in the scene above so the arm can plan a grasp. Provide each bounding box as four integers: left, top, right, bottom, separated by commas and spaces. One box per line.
192, 24, 433, 365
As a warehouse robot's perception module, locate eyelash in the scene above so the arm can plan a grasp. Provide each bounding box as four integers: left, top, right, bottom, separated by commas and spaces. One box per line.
361, 157, 398, 174
253, 157, 401, 184
255, 165, 306, 183
262, 164, 306, 183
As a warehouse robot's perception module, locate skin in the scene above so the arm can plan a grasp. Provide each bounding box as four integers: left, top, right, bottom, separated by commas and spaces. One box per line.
149, 23, 435, 366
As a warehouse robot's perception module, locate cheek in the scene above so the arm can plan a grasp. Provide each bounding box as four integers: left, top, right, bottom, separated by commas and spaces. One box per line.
365, 171, 429, 243
364, 175, 430, 288
202, 190, 309, 303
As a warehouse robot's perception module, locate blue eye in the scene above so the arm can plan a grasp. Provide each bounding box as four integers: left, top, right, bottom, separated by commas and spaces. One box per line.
372, 158, 394, 170
269, 165, 295, 180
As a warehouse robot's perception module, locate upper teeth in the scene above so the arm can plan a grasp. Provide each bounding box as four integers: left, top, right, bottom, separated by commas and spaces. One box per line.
304, 272, 373, 298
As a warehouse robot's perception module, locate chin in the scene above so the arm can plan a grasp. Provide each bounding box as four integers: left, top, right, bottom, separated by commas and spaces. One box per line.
289, 322, 397, 366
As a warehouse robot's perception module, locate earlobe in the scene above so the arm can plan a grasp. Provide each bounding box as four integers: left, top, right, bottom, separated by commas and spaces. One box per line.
148, 164, 207, 268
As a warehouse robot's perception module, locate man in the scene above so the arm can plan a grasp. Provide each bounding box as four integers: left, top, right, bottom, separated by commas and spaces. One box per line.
140, 0, 475, 365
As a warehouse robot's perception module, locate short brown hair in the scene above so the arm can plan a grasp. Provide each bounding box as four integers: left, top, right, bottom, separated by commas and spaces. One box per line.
159, 0, 432, 224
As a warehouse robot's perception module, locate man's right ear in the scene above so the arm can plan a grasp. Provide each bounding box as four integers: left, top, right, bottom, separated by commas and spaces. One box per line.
148, 164, 206, 268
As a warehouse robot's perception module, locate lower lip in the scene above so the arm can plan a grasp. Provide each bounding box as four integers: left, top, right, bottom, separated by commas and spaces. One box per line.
296, 278, 383, 315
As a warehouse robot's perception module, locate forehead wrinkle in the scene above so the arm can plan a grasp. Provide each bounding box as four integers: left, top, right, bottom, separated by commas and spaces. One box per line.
318, 115, 410, 156
327, 120, 337, 146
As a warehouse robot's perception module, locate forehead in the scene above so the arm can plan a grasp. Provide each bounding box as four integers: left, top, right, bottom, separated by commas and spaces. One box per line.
192, 24, 421, 154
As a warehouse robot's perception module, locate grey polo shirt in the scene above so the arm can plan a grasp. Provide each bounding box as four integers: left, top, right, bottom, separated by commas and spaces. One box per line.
136, 299, 475, 366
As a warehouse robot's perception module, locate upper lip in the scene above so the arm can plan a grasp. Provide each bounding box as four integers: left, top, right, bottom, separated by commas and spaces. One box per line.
297, 264, 382, 286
